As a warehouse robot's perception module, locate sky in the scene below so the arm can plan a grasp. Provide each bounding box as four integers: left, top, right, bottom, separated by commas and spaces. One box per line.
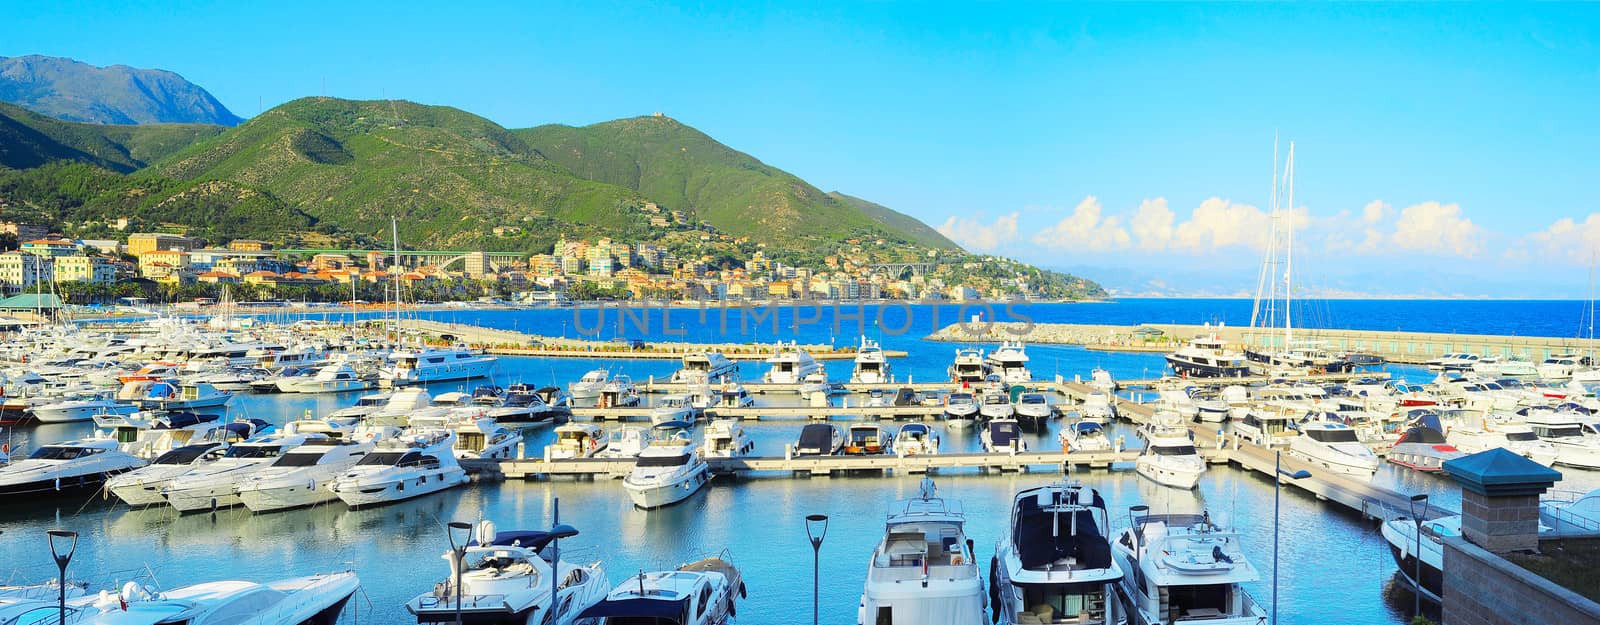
6, 2, 1600, 297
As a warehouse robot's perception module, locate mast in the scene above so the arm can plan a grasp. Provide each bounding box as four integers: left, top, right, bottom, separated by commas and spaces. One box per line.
391, 216, 400, 340
1283, 142, 1295, 349
1250, 135, 1279, 344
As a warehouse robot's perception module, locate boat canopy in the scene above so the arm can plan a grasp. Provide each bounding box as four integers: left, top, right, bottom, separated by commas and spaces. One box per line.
468, 530, 560, 551
577, 598, 687, 623
1012, 488, 1111, 570
797, 424, 835, 450
988, 422, 1021, 446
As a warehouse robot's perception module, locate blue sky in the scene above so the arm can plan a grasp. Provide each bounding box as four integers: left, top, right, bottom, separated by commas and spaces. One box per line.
7, 2, 1599, 296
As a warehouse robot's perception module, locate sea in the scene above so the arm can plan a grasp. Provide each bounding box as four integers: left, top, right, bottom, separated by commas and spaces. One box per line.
2, 298, 1597, 625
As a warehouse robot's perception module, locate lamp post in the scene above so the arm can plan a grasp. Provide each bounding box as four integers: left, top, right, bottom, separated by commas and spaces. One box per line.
1408, 493, 1431, 616
547, 498, 579, 622
804, 514, 829, 625
445, 521, 473, 625
1272, 451, 1311, 625
47, 530, 77, 625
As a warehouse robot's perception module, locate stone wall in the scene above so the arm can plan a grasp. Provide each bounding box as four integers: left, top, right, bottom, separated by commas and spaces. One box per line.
1458, 491, 1541, 553
1442, 536, 1600, 625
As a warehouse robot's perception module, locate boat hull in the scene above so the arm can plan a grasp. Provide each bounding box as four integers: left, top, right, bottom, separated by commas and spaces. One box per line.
331, 469, 469, 508
239, 480, 340, 512
624, 467, 709, 509
0, 469, 132, 498
31, 402, 135, 424
1134, 458, 1204, 489
165, 483, 246, 512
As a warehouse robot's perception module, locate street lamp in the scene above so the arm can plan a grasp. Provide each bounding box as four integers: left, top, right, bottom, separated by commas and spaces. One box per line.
47, 529, 77, 625
1408, 493, 1431, 616
445, 521, 473, 625
1272, 451, 1311, 625
804, 514, 829, 625
547, 498, 579, 623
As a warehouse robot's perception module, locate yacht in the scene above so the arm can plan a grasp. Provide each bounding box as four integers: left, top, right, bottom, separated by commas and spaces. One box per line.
382, 347, 497, 386
95, 412, 263, 461
623, 432, 710, 509
1232, 408, 1299, 448
1080, 391, 1117, 424
162, 432, 325, 512
1136, 424, 1206, 489
795, 423, 843, 456
406, 520, 609, 625
992, 482, 1124, 625
947, 348, 989, 384
943, 393, 979, 430
1165, 334, 1250, 378
1060, 421, 1113, 453
1522, 411, 1600, 469
107, 442, 227, 506
136, 381, 233, 412
982, 418, 1028, 453
1288, 421, 1379, 478
1538, 354, 1583, 381
576, 556, 744, 625
844, 424, 894, 455
1089, 368, 1116, 393
1387, 412, 1465, 472
0, 438, 147, 498
492, 383, 565, 424
798, 371, 832, 403
1111, 510, 1266, 624
328, 430, 470, 507
1445, 420, 1558, 467
570, 369, 610, 400
1380, 514, 1457, 601
894, 423, 939, 456
276, 363, 375, 394
550, 423, 607, 459
671, 351, 739, 384
717, 381, 756, 408
1190, 389, 1231, 423
764, 342, 822, 384
327, 392, 391, 420
78, 571, 360, 625
978, 386, 1014, 422
450, 418, 523, 461
701, 420, 755, 459
650, 394, 696, 426
595, 426, 655, 460
985, 340, 1033, 384
857, 479, 985, 625
598, 375, 641, 408
1015, 393, 1053, 432
237, 438, 378, 513
28, 390, 135, 423
852, 337, 892, 384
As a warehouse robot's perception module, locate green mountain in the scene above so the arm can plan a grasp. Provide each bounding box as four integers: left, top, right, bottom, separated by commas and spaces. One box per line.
516, 116, 958, 250
0, 101, 224, 172
0, 55, 243, 126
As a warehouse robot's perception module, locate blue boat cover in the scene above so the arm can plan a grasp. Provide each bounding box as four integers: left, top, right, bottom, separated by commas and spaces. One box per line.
1011, 487, 1111, 570
576, 597, 688, 622
468, 530, 559, 551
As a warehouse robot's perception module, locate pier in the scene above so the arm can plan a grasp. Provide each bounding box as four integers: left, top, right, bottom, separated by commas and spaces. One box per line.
400, 319, 905, 360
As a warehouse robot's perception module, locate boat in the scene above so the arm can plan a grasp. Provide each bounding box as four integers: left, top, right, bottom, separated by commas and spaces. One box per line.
947, 348, 988, 384
595, 427, 655, 460
1059, 421, 1112, 453
1538, 354, 1584, 380
328, 430, 470, 507
1444, 419, 1558, 467
1165, 332, 1251, 378
1136, 423, 1206, 489
1232, 407, 1299, 448
95, 412, 264, 461
484, 384, 566, 425
978, 385, 1014, 422
406, 519, 609, 625
162, 432, 326, 512
276, 363, 376, 394
852, 337, 892, 384
991, 482, 1124, 625
571, 369, 610, 400
1014, 393, 1053, 432
701, 420, 754, 459
598, 375, 641, 408
843, 423, 894, 455
576, 555, 744, 625
135, 381, 233, 412
0, 438, 147, 498
623, 431, 710, 509
857, 478, 984, 625
75, 571, 360, 625
650, 394, 697, 426
671, 351, 739, 384
718, 381, 756, 408
894, 423, 939, 456
798, 371, 832, 403
985, 340, 1033, 384
943, 393, 979, 430
327, 392, 391, 420
981, 419, 1028, 453
27, 390, 136, 424
106, 442, 226, 506
763, 342, 822, 384
450, 418, 524, 461
382, 347, 497, 386
1380, 514, 1457, 602
1089, 368, 1116, 393
251, 366, 315, 394
1522, 410, 1600, 469
1190, 388, 1231, 423
1080, 391, 1117, 424
1288, 421, 1380, 478
1111, 509, 1267, 624
1387, 411, 1466, 472
237, 438, 381, 513
795, 423, 843, 456
550, 423, 607, 459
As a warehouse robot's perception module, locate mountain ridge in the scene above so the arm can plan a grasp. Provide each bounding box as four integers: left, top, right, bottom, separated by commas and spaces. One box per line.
0, 55, 243, 126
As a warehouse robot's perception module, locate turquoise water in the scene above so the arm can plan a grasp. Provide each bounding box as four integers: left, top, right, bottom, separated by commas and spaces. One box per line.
4, 300, 1599, 625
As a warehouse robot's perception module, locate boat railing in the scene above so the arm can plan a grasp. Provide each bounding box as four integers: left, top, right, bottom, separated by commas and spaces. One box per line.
1541, 490, 1600, 533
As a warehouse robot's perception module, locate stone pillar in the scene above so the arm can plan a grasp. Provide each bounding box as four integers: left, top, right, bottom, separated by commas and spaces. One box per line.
1443, 448, 1560, 554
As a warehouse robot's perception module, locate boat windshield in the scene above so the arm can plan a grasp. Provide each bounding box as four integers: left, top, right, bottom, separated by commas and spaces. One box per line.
357, 451, 422, 466
636, 453, 692, 467
27, 446, 100, 460
1536, 426, 1585, 439
271, 450, 329, 467
1505, 431, 1538, 442
1307, 428, 1360, 443
225, 445, 284, 459
152, 445, 218, 465
1152, 444, 1197, 456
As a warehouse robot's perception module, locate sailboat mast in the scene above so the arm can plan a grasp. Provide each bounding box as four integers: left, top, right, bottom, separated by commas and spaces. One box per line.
390, 216, 400, 338
1250, 135, 1280, 346
1283, 142, 1295, 349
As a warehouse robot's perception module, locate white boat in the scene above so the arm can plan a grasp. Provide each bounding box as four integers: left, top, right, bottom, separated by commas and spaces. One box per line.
493, 384, 566, 424
369, 388, 451, 427
86, 571, 360, 625
1445, 419, 1558, 466
598, 375, 641, 408
701, 420, 755, 458
981, 419, 1028, 453
1089, 368, 1116, 393
992, 482, 1125, 625
550, 423, 607, 459
328, 430, 470, 507
406, 519, 609, 625
0, 438, 147, 499
95, 412, 266, 461
650, 394, 696, 426
985, 340, 1032, 384
1232, 408, 1299, 447
107, 442, 226, 506
978, 386, 1013, 422
570, 369, 609, 400
943, 393, 979, 430
1288, 421, 1380, 478
1165, 332, 1250, 378
1136, 425, 1206, 489
1015, 393, 1053, 432
1538, 354, 1583, 380
1430, 352, 1480, 372
763, 342, 822, 384
947, 348, 988, 384
163, 432, 325, 512
237, 439, 378, 512
671, 351, 739, 384
1112, 510, 1267, 625
843, 423, 894, 455
595, 427, 655, 459
1387, 411, 1466, 472
795, 423, 843, 456
27, 390, 135, 423
798, 371, 831, 403
1080, 391, 1117, 424
276, 363, 375, 394
327, 392, 391, 420
894, 423, 939, 456
135, 381, 233, 412
1498, 358, 1540, 378
623, 432, 709, 509
852, 337, 892, 384
449, 418, 523, 460
857, 479, 984, 625
1523, 410, 1600, 469
717, 381, 756, 408
382, 347, 497, 386
1380, 514, 1457, 601
1059, 421, 1113, 453
576, 556, 744, 625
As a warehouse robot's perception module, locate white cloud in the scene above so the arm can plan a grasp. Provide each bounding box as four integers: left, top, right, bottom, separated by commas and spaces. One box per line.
1130, 198, 1175, 250
938, 212, 1019, 252
1170, 197, 1276, 251
1390, 201, 1482, 257
1527, 213, 1600, 263
1032, 196, 1131, 250
1361, 200, 1389, 225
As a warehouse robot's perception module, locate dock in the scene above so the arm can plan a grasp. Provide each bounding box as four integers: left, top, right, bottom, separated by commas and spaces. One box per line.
399, 319, 903, 360
463, 448, 1173, 479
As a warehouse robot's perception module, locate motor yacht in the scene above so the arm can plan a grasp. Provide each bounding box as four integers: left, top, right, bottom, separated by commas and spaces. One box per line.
492, 383, 565, 424
450, 418, 523, 461
328, 430, 470, 507
650, 394, 696, 426
1080, 391, 1117, 424
598, 375, 641, 408
595, 426, 655, 460
570, 369, 610, 400
550, 423, 607, 459
107, 442, 227, 506
1387, 412, 1465, 472
978, 386, 1014, 423
763, 342, 822, 384
795, 423, 843, 456
943, 393, 979, 430
981, 418, 1028, 453
0, 438, 147, 498
992, 482, 1124, 625
406, 520, 609, 625
1538, 354, 1583, 380
1522, 410, 1600, 469
327, 392, 391, 420
369, 387, 450, 427
1089, 368, 1116, 393
701, 420, 755, 459
1190, 389, 1231, 424
1445, 419, 1558, 467
852, 337, 892, 384
844, 424, 893, 455
382, 347, 497, 386
1136, 424, 1205, 489
1380, 514, 1457, 601
1165, 333, 1250, 378
576, 556, 743, 625
798, 371, 832, 404
1015, 393, 1053, 432
857, 479, 984, 625
28, 389, 135, 423
623, 432, 710, 509
671, 351, 739, 385
237, 438, 378, 512
82, 571, 358, 625
277, 363, 375, 394
1288, 421, 1379, 479
1232, 408, 1299, 448
1060, 421, 1113, 453
986, 340, 1033, 384
947, 348, 989, 384
163, 432, 325, 512
136, 381, 233, 412
1111, 510, 1266, 624
894, 423, 939, 456
718, 381, 756, 408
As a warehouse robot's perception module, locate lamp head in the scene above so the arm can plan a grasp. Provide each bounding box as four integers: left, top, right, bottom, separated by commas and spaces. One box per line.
447, 521, 473, 531
550, 524, 579, 539
46, 530, 78, 563
1410, 494, 1429, 503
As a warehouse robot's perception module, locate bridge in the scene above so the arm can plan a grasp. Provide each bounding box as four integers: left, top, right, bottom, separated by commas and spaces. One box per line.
279, 249, 527, 275
864, 262, 933, 277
